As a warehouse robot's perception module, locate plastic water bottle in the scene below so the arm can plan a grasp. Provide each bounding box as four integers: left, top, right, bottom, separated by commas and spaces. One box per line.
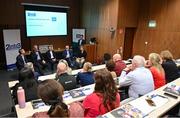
17, 86, 26, 108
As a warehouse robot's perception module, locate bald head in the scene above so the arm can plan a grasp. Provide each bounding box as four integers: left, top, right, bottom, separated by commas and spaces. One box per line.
57, 62, 67, 75
132, 55, 145, 69
113, 54, 122, 62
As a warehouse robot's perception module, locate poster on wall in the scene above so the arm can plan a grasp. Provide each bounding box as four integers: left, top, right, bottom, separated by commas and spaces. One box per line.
72, 28, 85, 43
3, 29, 21, 70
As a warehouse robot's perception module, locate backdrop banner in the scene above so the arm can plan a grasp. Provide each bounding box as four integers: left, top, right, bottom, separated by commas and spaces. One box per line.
72, 28, 85, 43
3, 29, 21, 70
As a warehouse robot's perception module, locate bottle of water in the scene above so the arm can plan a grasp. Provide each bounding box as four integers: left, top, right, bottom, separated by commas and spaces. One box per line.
17, 86, 26, 108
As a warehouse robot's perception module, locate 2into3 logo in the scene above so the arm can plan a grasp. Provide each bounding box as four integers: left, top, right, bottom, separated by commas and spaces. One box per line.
6, 43, 21, 51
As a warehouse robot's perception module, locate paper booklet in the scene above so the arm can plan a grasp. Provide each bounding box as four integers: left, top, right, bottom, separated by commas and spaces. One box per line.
163, 84, 180, 96
31, 99, 47, 109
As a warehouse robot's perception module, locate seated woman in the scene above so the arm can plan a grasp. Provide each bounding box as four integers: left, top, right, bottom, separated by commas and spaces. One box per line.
76, 46, 87, 68
12, 67, 39, 104
83, 69, 120, 117
148, 53, 166, 89
33, 79, 84, 117
160, 50, 180, 83
76, 62, 94, 86
106, 60, 117, 78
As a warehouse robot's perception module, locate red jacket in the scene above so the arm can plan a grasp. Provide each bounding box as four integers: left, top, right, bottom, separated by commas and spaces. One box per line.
150, 67, 166, 89
114, 60, 126, 76
83, 92, 120, 117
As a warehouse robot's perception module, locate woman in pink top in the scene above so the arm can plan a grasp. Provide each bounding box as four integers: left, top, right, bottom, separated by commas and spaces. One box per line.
83, 69, 120, 117
148, 53, 166, 89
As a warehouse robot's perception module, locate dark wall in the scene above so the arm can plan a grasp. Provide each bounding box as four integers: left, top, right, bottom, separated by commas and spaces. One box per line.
0, 0, 81, 67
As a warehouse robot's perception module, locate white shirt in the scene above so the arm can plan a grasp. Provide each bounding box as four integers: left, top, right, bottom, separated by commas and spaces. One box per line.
36, 51, 41, 60
21, 55, 26, 64
50, 51, 54, 59
118, 67, 154, 98
66, 50, 70, 58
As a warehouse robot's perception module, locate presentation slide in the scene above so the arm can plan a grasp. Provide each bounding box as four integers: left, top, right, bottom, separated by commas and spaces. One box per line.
25, 10, 67, 37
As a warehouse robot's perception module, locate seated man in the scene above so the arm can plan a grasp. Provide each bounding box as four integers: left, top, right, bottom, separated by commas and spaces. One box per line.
46, 45, 57, 72
16, 48, 28, 70
118, 55, 154, 98
30, 45, 47, 75
75, 46, 87, 68
113, 53, 126, 76
62, 45, 74, 67
56, 61, 76, 91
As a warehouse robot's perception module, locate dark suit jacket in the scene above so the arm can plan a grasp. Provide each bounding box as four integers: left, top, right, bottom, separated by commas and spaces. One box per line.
62, 49, 73, 59
78, 39, 86, 46
30, 51, 44, 63
16, 54, 28, 70
56, 73, 77, 91
46, 50, 56, 61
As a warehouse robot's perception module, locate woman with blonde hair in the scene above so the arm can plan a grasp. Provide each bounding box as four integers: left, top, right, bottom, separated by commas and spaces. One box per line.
76, 62, 94, 86
148, 53, 166, 89
160, 50, 180, 83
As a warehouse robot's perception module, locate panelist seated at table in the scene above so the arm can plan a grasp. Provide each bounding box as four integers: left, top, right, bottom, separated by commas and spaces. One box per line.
75, 46, 87, 68
148, 53, 166, 89
160, 50, 180, 83
76, 62, 94, 86
46, 45, 57, 72
33, 79, 84, 118
12, 67, 39, 104
118, 55, 154, 99
16, 48, 28, 70
83, 69, 120, 117
62, 45, 74, 67
56, 62, 77, 91
31, 45, 48, 75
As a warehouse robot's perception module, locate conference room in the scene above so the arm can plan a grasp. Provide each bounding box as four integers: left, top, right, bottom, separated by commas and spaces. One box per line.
0, 0, 180, 117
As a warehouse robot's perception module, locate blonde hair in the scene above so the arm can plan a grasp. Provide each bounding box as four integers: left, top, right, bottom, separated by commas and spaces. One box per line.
160, 50, 173, 61
149, 53, 164, 72
83, 62, 92, 72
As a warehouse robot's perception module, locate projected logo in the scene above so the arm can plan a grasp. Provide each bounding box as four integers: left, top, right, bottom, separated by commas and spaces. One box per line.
28, 12, 36, 17
51, 17, 57, 21
5, 43, 21, 51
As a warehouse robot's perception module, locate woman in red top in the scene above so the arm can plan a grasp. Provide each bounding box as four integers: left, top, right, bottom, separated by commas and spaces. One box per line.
83, 69, 120, 117
148, 53, 166, 89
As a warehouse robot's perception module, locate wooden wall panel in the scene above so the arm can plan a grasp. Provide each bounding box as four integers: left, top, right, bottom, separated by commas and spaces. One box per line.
0, 0, 81, 67
81, 0, 139, 60
133, 0, 180, 59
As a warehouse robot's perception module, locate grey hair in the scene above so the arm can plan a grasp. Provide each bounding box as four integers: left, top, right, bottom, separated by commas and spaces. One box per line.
133, 55, 145, 67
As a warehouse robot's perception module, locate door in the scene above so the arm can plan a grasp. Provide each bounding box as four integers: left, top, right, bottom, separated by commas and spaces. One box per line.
123, 27, 136, 60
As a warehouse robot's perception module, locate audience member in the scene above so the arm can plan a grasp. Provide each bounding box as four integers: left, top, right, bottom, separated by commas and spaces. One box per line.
106, 60, 117, 78
113, 53, 126, 76
76, 62, 94, 86
78, 34, 86, 46
33, 79, 84, 117
118, 55, 154, 98
46, 45, 57, 72
24, 62, 40, 79
62, 45, 74, 67
160, 50, 180, 83
148, 53, 166, 89
83, 69, 120, 117
75, 46, 87, 68
30, 45, 47, 75
16, 49, 28, 70
12, 67, 38, 104
58, 59, 72, 75
102, 53, 111, 64
56, 62, 76, 91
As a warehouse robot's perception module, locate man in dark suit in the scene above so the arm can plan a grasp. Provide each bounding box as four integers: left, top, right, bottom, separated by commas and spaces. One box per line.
16, 49, 28, 70
78, 34, 86, 46
30, 45, 47, 75
46, 45, 57, 72
62, 45, 74, 67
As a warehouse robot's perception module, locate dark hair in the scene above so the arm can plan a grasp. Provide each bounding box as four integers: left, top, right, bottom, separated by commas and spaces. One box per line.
19, 67, 34, 80
103, 53, 111, 62
38, 80, 69, 117
94, 69, 118, 112
106, 60, 115, 71
18, 49, 22, 54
